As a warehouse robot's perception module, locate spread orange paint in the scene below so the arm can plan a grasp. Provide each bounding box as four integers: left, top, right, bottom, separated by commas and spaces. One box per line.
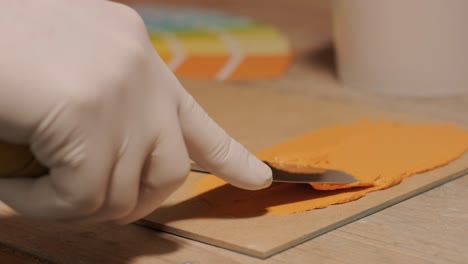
194, 121, 468, 215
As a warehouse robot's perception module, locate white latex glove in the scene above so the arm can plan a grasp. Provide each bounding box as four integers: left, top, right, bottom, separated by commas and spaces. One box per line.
0, 0, 272, 223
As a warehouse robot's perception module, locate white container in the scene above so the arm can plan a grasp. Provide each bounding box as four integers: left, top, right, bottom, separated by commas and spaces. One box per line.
332, 0, 468, 97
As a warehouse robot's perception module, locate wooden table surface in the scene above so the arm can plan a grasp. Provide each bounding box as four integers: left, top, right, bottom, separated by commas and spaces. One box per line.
1, 1, 467, 263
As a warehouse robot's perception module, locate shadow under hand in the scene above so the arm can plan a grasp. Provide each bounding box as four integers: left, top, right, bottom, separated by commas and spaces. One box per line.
0, 213, 180, 264
148, 180, 369, 224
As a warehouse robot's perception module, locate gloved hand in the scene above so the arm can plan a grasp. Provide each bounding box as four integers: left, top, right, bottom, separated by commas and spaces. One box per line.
0, 0, 272, 223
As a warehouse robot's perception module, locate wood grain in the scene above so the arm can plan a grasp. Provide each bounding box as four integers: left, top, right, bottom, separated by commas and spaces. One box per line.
141, 85, 468, 258
0, 244, 49, 264
0, 0, 467, 263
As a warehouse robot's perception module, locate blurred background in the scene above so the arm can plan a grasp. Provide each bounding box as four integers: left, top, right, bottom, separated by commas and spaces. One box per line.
117, 0, 468, 97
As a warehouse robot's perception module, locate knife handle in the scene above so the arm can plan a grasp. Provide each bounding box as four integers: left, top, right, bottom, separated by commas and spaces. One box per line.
0, 143, 217, 179
0, 142, 46, 178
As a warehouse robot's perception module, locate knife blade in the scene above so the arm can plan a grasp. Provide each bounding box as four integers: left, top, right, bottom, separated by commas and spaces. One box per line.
190, 162, 357, 184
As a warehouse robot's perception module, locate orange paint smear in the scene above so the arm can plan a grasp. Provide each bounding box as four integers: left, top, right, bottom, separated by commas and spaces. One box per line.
194, 121, 468, 215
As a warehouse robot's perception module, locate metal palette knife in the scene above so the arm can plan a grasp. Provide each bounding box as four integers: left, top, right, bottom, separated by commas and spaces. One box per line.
190, 162, 357, 184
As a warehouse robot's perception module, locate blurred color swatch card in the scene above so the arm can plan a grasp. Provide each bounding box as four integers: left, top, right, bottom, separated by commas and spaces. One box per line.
135, 5, 293, 81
